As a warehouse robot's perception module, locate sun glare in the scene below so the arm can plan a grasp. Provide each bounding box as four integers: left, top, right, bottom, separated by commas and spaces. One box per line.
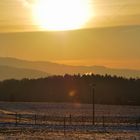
32, 0, 92, 31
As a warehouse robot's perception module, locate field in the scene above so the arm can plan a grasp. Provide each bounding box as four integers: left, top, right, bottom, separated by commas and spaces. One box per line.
0, 102, 140, 139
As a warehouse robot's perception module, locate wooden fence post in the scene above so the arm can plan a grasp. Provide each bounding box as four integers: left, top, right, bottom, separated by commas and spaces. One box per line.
15, 113, 18, 126
102, 116, 105, 127
82, 116, 84, 125
69, 114, 72, 125
18, 114, 21, 124
35, 114, 37, 125
64, 116, 66, 136
136, 119, 138, 128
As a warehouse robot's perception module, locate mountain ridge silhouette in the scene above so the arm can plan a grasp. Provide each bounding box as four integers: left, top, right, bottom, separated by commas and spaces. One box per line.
0, 57, 139, 80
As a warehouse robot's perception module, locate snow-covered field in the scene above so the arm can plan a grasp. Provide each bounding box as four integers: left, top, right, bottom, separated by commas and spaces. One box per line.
0, 102, 140, 116
0, 132, 140, 140
0, 102, 139, 140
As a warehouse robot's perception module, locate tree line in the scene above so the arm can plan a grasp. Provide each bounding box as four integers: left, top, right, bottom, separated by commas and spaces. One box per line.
0, 74, 140, 105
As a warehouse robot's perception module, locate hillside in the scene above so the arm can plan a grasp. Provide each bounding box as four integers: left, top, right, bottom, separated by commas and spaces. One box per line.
0, 57, 140, 79
0, 65, 48, 80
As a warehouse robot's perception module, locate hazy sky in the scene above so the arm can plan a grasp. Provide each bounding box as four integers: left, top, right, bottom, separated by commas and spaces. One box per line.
0, 0, 140, 31
0, 0, 140, 69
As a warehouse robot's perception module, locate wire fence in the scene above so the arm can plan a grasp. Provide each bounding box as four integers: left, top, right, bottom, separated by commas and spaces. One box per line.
0, 113, 140, 130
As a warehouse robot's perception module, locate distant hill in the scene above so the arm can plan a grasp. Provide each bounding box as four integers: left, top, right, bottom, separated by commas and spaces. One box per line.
0, 65, 49, 81
0, 57, 140, 80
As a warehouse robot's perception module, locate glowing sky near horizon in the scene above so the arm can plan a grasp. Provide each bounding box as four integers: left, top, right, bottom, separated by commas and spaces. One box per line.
0, 0, 140, 70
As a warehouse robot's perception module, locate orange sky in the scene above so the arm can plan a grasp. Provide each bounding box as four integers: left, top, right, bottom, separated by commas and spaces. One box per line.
0, 0, 140, 70
0, 0, 140, 31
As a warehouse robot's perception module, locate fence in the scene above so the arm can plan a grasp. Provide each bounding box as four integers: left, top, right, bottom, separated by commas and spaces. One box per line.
0, 113, 140, 129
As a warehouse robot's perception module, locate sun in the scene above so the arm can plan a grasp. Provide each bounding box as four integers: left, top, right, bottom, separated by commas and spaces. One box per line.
32, 0, 92, 31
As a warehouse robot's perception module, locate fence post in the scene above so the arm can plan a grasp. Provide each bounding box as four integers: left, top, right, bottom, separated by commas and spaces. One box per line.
136, 119, 138, 128
82, 116, 84, 126
34, 114, 37, 125
69, 114, 72, 125
43, 115, 46, 125
102, 116, 105, 127
64, 116, 66, 136
15, 113, 18, 126
18, 114, 21, 124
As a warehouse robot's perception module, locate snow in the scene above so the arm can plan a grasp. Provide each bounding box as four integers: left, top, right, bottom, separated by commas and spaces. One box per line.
0, 102, 139, 139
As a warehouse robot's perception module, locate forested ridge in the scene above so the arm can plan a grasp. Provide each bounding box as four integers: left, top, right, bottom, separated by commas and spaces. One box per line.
0, 74, 140, 105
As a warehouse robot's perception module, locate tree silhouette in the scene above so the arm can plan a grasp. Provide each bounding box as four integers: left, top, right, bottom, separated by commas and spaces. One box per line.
0, 74, 139, 105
